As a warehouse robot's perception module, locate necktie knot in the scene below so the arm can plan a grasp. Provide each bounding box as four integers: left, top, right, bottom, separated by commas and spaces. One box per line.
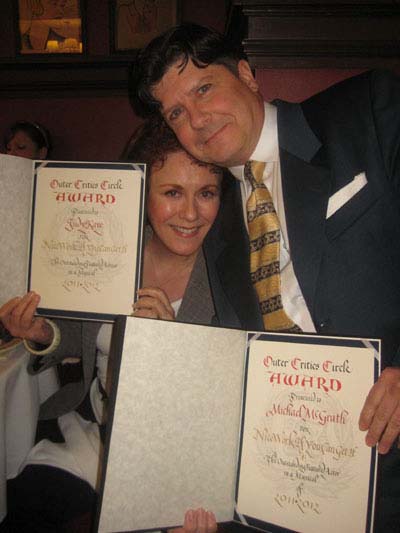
244, 160, 266, 189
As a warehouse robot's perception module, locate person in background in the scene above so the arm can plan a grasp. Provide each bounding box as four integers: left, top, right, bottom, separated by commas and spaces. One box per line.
4, 120, 51, 159
0, 118, 220, 533
129, 23, 400, 533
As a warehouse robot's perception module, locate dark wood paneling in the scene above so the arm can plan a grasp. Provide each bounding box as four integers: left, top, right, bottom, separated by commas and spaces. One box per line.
0, 57, 134, 96
0, 0, 228, 96
0, 0, 229, 162
226, 1, 400, 68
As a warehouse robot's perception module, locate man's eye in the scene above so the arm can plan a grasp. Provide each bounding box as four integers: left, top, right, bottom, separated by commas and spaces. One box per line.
198, 84, 211, 95
200, 189, 217, 199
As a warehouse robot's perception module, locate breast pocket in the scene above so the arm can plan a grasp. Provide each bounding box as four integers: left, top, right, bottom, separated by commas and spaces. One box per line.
325, 183, 379, 241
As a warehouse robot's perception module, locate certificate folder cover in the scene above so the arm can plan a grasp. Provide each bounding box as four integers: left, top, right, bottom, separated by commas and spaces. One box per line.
96, 317, 379, 533
0, 154, 32, 304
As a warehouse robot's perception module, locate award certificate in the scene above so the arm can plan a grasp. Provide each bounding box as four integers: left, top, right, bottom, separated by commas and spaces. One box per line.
28, 161, 146, 320
236, 333, 379, 533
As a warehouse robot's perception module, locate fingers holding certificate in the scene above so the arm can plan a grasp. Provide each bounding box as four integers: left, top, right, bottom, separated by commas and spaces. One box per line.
0, 291, 52, 346
359, 366, 400, 454
133, 287, 176, 320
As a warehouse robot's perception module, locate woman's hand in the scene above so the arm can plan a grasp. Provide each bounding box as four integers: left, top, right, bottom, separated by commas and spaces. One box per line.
168, 508, 217, 533
0, 291, 53, 346
132, 287, 175, 321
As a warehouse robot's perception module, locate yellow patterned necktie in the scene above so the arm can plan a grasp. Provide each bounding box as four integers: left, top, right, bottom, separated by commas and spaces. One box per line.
245, 160, 301, 333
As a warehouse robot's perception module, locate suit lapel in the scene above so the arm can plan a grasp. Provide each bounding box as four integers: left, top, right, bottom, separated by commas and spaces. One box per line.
206, 178, 264, 330
177, 248, 216, 325
215, 235, 263, 330
277, 100, 331, 315
280, 149, 331, 313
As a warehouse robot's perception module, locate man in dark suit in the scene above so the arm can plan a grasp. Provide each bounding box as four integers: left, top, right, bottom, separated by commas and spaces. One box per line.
130, 23, 400, 532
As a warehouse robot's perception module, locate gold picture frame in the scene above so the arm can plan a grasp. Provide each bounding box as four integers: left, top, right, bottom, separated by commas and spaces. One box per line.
111, 0, 179, 53
17, 0, 84, 55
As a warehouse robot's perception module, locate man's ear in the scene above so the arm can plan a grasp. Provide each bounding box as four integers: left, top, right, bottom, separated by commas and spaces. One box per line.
238, 60, 259, 93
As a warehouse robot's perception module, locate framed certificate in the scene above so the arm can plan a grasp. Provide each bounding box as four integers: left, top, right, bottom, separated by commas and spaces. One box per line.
28, 161, 146, 321
96, 317, 379, 533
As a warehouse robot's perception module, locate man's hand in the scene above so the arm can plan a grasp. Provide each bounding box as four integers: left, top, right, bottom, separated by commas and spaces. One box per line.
168, 508, 217, 533
359, 367, 400, 454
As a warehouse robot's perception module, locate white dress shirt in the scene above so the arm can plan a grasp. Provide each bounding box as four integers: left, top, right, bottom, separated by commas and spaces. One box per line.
230, 102, 316, 333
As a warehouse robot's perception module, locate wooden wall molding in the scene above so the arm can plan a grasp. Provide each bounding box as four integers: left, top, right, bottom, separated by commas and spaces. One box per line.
226, 1, 400, 68
0, 56, 134, 96
2, 1, 399, 96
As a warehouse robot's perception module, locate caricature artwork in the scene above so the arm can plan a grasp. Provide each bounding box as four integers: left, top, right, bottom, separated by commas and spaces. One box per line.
18, 0, 82, 53
115, 0, 177, 51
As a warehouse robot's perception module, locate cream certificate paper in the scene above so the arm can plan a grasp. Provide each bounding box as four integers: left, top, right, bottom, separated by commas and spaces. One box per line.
28, 161, 145, 320
96, 319, 379, 533
236, 333, 379, 533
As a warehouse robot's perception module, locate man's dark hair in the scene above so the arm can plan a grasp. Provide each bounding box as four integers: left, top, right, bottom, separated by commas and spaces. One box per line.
129, 23, 247, 118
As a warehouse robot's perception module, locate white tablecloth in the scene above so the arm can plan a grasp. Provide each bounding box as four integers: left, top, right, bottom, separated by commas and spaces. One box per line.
0, 342, 58, 522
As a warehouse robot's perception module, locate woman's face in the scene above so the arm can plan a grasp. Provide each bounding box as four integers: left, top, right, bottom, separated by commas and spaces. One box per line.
6, 130, 47, 159
147, 151, 221, 258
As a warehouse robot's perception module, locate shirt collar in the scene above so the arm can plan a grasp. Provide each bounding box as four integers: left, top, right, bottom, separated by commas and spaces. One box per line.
229, 101, 278, 182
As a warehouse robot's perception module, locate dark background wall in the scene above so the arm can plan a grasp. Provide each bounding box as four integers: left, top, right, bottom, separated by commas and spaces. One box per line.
0, 1, 397, 161
0, 1, 228, 161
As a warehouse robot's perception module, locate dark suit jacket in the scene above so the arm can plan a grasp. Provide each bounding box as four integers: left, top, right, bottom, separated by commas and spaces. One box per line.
205, 69, 400, 368
203, 70, 400, 533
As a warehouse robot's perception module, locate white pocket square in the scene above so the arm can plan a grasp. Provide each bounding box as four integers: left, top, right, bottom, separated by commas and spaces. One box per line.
326, 172, 367, 219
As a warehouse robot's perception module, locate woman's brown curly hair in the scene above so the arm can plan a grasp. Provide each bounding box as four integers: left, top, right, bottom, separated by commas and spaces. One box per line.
120, 116, 223, 179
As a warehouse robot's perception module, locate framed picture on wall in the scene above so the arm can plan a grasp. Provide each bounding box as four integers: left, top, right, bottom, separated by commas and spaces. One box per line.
16, 0, 84, 55
110, 0, 179, 53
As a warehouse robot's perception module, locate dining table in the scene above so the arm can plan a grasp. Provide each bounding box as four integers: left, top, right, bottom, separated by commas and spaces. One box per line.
0, 339, 58, 523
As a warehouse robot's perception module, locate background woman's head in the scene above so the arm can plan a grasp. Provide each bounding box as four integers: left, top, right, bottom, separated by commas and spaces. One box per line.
4, 121, 51, 160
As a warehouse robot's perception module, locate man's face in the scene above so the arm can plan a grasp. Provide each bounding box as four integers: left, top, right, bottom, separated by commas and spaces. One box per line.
152, 59, 264, 167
